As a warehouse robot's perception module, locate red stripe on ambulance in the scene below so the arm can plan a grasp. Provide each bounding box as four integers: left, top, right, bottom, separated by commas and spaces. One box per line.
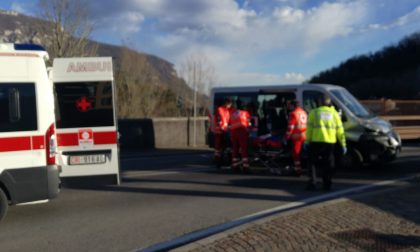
56, 131, 117, 147
32, 135, 45, 150
0, 135, 45, 152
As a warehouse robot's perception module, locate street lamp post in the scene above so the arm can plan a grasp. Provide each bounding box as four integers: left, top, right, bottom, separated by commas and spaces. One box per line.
193, 63, 197, 147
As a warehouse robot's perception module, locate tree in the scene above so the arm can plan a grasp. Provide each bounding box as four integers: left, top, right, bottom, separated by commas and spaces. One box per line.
308, 32, 420, 99
178, 53, 216, 115
37, 0, 97, 61
115, 46, 179, 118
178, 53, 216, 145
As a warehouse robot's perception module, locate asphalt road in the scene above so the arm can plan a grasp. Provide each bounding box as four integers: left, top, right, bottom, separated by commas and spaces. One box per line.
1, 144, 420, 252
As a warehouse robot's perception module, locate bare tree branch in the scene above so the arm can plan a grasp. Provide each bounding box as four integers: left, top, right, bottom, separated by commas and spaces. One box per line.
37, 0, 97, 61
178, 53, 216, 116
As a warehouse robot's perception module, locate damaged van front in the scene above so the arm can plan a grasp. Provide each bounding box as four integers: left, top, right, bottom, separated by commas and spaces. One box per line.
329, 87, 402, 167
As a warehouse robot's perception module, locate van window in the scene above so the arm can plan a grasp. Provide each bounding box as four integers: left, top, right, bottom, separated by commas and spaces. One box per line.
0, 83, 37, 132
54, 81, 114, 128
331, 89, 373, 119
214, 92, 257, 112
302, 90, 324, 112
257, 93, 295, 135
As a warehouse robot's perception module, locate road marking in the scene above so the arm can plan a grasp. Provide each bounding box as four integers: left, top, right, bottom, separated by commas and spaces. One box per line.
122, 152, 211, 161
122, 167, 211, 178
138, 173, 420, 252
16, 200, 49, 206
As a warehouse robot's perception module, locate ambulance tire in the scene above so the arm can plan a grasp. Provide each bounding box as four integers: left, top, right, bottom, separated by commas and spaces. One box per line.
0, 188, 8, 222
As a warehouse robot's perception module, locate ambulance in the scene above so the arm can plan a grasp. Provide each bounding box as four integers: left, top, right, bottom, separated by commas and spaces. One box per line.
0, 44, 60, 220
52, 57, 120, 185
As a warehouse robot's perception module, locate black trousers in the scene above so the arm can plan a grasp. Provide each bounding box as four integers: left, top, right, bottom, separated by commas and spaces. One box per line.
308, 142, 335, 189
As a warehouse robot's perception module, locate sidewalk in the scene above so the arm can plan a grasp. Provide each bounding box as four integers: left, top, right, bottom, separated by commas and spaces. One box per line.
175, 179, 420, 252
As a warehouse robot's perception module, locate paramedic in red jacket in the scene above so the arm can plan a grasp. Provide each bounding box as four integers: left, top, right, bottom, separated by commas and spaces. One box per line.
284, 99, 307, 176
210, 98, 233, 163
230, 104, 251, 172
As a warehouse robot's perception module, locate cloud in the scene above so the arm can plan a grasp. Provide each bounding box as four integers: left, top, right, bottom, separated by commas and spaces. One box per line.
218, 71, 306, 86
368, 5, 420, 30
273, 6, 305, 24
284, 72, 306, 83
10, 2, 32, 15
87, 0, 420, 86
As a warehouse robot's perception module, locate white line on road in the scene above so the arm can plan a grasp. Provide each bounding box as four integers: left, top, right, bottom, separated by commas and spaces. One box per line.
138, 173, 420, 252
122, 167, 211, 178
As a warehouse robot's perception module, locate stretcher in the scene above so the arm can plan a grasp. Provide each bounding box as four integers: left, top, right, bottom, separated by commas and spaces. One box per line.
215, 133, 302, 175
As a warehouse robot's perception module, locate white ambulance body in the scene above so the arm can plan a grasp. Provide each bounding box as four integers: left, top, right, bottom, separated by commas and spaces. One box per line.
0, 44, 60, 220
52, 57, 120, 185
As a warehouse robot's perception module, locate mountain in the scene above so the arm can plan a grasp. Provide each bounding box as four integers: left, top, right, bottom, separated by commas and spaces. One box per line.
308, 32, 420, 99
0, 9, 198, 118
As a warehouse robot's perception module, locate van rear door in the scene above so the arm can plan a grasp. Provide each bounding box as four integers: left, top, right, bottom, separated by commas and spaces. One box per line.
52, 57, 120, 185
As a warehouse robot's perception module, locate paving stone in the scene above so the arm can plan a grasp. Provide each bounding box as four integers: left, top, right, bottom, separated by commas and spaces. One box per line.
175, 183, 420, 252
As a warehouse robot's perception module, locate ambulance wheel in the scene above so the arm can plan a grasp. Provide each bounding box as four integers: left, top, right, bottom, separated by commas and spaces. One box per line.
0, 188, 8, 222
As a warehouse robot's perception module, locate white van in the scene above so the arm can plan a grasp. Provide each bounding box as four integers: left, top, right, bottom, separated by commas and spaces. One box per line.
52, 57, 120, 185
0, 44, 60, 220
210, 84, 402, 168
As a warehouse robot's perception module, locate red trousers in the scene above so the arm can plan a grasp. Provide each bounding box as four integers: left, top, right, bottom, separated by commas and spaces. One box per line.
291, 139, 304, 171
214, 133, 223, 158
231, 128, 249, 168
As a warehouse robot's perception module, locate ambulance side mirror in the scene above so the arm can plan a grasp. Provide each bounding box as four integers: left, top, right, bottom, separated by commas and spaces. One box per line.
8, 88, 21, 122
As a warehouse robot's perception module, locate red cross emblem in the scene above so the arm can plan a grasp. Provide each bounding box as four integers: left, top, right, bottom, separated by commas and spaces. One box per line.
76, 97, 92, 112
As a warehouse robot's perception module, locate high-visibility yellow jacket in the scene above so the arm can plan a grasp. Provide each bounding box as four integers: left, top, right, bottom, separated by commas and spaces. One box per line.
305, 106, 346, 147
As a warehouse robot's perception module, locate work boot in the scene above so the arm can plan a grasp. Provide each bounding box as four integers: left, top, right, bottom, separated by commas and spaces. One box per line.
242, 158, 250, 174
231, 158, 241, 173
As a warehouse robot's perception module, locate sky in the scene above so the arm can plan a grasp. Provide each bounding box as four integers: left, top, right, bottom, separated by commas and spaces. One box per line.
1, 0, 419, 87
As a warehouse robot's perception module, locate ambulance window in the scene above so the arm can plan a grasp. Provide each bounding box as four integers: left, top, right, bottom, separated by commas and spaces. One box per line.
0, 83, 37, 132
54, 81, 114, 128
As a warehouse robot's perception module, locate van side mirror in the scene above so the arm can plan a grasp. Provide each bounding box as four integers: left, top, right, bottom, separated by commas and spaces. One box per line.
9, 88, 21, 122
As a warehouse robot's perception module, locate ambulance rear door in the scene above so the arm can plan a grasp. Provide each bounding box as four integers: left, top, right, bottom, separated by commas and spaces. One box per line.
52, 57, 120, 185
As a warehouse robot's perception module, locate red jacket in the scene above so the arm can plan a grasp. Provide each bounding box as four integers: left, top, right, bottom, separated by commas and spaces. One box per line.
285, 106, 307, 141
217, 106, 231, 131
209, 106, 231, 134
208, 113, 222, 134
230, 109, 250, 131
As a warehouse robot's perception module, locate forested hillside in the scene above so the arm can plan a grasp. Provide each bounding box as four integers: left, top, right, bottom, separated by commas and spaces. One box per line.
309, 32, 420, 99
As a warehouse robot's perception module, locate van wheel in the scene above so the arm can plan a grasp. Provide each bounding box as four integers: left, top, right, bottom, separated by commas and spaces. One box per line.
340, 147, 363, 170
0, 188, 8, 221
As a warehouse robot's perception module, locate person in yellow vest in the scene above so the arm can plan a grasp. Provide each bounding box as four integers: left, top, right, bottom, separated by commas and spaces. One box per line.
304, 94, 346, 191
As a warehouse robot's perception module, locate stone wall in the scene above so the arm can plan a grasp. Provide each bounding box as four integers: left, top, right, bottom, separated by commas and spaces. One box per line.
118, 117, 208, 149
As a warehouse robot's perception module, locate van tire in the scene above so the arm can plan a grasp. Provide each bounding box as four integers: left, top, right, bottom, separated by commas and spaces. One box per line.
0, 188, 8, 222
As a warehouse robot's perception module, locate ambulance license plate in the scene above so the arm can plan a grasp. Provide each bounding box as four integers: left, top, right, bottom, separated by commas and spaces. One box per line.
69, 154, 106, 165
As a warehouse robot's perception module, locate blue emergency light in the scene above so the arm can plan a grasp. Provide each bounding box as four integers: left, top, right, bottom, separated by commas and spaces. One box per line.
14, 44, 46, 51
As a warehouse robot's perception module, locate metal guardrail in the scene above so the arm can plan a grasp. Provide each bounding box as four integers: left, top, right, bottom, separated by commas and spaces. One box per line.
382, 115, 420, 140
361, 100, 420, 140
